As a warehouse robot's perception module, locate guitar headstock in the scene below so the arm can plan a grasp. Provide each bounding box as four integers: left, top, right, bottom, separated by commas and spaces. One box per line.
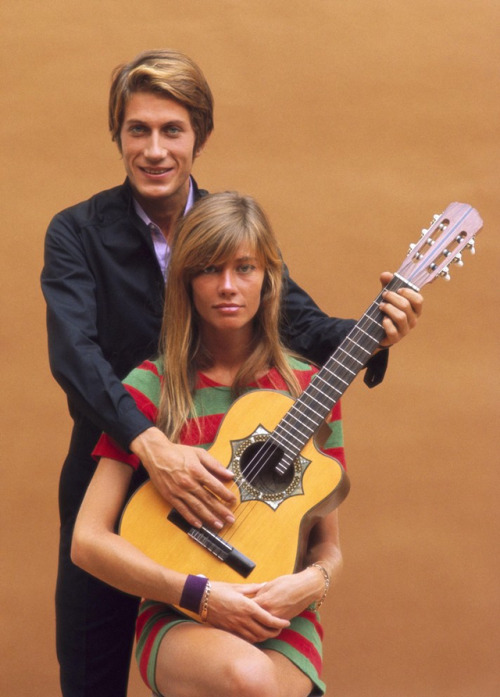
396, 203, 483, 290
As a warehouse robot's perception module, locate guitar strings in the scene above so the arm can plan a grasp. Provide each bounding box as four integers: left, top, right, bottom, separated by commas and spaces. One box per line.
198, 212, 480, 540
215, 311, 387, 544
211, 277, 411, 544
215, 288, 394, 543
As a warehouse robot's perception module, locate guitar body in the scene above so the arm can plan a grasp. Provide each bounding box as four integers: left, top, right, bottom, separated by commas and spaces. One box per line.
120, 389, 350, 586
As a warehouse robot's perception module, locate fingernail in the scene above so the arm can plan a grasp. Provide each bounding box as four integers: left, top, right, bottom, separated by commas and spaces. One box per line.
226, 514, 235, 524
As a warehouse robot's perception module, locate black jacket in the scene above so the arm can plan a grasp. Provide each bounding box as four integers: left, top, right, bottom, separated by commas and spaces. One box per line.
41, 179, 387, 456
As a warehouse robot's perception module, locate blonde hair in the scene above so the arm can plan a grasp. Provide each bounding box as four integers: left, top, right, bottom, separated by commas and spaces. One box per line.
157, 192, 302, 441
108, 49, 214, 152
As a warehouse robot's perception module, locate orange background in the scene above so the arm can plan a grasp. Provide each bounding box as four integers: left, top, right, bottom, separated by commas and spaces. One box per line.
1, 2, 499, 695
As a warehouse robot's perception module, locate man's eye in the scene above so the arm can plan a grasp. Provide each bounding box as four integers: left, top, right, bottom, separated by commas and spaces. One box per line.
166, 126, 181, 136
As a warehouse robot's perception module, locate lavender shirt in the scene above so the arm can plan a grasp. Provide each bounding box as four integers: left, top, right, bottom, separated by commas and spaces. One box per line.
133, 177, 195, 280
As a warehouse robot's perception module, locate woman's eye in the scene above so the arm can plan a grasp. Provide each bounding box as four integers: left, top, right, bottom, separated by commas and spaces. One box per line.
202, 265, 217, 274
238, 264, 255, 273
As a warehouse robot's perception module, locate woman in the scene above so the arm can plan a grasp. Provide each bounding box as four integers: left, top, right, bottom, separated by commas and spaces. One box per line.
71, 192, 383, 696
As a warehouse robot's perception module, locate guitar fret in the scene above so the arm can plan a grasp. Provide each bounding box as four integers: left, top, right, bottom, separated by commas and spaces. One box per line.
344, 337, 371, 356
276, 401, 327, 441
310, 379, 343, 400
272, 429, 306, 451
355, 325, 380, 342
303, 388, 341, 411
317, 371, 349, 388
285, 408, 319, 430
323, 360, 356, 378
280, 403, 326, 433
269, 429, 296, 451
337, 347, 364, 366
364, 314, 384, 329
272, 307, 387, 459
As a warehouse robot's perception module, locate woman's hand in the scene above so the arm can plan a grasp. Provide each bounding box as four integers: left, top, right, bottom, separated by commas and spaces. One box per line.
251, 567, 326, 620
205, 581, 290, 643
130, 427, 236, 530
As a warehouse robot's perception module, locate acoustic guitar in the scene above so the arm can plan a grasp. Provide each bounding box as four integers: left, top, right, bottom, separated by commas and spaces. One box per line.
120, 202, 482, 597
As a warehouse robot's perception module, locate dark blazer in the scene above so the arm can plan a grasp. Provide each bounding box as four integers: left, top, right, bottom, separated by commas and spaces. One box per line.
41, 178, 387, 468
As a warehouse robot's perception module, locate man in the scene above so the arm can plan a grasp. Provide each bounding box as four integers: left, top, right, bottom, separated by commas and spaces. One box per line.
41, 49, 422, 697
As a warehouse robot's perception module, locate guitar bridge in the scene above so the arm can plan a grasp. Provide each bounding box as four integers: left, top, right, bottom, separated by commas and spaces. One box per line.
167, 509, 256, 578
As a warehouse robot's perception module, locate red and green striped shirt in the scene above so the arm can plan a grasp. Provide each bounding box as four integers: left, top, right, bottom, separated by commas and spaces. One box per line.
93, 355, 345, 469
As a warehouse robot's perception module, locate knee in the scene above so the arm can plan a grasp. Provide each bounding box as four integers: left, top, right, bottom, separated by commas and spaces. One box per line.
223, 652, 279, 697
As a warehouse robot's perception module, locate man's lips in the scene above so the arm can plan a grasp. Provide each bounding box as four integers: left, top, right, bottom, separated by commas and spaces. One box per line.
140, 166, 173, 176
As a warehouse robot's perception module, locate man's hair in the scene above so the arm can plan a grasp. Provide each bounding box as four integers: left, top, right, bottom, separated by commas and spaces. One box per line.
108, 49, 214, 152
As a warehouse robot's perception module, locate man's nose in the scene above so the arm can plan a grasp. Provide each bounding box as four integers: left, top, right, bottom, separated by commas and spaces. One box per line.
144, 132, 167, 159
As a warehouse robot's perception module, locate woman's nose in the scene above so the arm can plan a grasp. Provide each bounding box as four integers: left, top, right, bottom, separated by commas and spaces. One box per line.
219, 269, 236, 294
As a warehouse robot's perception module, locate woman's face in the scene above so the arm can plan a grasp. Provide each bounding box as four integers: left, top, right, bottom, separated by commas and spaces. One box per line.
191, 244, 265, 337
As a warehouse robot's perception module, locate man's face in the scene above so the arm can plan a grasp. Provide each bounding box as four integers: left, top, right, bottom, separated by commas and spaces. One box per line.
120, 91, 201, 208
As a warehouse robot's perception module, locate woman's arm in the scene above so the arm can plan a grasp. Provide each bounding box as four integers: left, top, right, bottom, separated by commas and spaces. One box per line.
72, 458, 186, 603
72, 457, 289, 642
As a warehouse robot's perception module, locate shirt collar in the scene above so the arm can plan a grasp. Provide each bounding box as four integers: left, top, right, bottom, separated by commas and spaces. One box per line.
132, 176, 195, 229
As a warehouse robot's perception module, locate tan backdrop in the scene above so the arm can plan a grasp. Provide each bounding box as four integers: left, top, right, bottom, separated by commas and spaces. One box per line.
1, 1, 498, 695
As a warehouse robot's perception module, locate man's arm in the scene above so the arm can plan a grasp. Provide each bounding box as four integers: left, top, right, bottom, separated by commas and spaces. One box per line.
41, 211, 152, 448
281, 268, 389, 387
42, 213, 236, 529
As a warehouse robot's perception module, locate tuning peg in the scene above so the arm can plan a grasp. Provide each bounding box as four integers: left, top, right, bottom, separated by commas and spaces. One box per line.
466, 239, 476, 255
440, 266, 451, 281
452, 252, 464, 267
408, 242, 424, 259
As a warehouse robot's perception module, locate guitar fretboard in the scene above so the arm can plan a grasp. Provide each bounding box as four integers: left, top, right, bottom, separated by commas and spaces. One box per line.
270, 275, 415, 472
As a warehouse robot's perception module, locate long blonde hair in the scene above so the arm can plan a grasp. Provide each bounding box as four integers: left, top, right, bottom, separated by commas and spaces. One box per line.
157, 192, 302, 441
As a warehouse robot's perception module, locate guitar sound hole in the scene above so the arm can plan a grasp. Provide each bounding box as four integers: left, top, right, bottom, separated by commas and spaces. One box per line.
239, 441, 293, 495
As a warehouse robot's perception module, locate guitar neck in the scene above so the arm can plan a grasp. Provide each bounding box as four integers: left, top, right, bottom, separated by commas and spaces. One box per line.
267, 201, 482, 472
271, 274, 416, 457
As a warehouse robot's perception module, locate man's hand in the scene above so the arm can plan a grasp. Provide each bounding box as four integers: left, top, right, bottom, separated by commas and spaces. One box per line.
378, 271, 423, 348
130, 427, 236, 530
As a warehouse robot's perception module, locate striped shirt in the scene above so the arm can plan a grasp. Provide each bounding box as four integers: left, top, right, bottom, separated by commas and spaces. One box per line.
95, 355, 342, 695
93, 355, 345, 469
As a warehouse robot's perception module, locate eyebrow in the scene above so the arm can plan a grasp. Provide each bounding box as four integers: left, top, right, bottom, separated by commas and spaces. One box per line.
235, 255, 258, 263
206, 254, 259, 267
123, 117, 188, 127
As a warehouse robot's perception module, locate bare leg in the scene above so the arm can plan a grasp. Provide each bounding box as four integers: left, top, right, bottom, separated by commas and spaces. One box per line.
262, 649, 314, 697
154, 623, 313, 697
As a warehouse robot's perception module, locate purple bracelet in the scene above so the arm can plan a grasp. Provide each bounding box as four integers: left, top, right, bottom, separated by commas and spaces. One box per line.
179, 575, 209, 614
